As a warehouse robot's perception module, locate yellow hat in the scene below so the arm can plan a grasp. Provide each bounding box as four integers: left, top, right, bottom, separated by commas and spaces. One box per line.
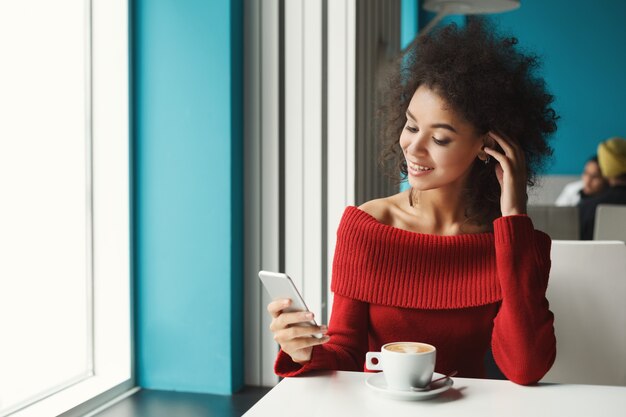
598, 137, 626, 178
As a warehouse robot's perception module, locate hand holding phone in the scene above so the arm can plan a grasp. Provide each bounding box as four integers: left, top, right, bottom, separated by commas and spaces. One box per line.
260, 271, 329, 364
258, 271, 323, 338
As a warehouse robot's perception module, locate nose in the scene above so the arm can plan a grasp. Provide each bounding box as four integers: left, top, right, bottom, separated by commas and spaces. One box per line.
404, 132, 429, 157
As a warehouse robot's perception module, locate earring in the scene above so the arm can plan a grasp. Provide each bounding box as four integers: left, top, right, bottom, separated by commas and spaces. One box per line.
480, 145, 491, 165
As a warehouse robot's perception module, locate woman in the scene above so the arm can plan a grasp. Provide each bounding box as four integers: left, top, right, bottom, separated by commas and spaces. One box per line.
267, 19, 557, 385
555, 155, 607, 206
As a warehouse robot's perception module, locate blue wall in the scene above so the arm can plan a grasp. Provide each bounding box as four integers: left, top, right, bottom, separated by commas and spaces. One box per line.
401, 0, 418, 49
133, 0, 243, 394
488, 0, 626, 174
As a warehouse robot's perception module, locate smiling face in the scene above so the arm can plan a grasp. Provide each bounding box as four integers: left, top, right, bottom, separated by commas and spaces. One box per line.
399, 85, 485, 193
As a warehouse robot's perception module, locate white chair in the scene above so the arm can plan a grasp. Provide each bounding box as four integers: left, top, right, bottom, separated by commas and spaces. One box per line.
527, 205, 579, 240
594, 204, 626, 241
541, 240, 626, 386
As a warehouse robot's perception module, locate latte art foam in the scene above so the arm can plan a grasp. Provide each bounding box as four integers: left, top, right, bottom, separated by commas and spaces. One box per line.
384, 342, 434, 354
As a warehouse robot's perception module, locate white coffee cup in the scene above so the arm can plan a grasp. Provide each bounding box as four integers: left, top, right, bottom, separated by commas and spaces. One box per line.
365, 342, 436, 391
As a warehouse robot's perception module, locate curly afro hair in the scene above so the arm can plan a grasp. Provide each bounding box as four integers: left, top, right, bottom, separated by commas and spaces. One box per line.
380, 18, 558, 226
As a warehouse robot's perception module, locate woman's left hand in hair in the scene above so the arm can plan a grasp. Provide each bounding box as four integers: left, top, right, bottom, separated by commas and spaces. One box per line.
483, 132, 528, 216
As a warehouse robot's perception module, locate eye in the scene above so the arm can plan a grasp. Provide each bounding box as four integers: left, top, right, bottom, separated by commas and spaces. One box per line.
433, 137, 451, 146
404, 125, 418, 133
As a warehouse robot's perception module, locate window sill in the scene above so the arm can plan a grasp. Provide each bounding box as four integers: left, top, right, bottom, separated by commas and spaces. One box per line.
10, 375, 132, 417
93, 387, 271, 417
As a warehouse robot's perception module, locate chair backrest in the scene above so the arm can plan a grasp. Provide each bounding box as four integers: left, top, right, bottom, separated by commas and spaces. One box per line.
541, 240, 626, 386
527, 205, 579, 240
594, 204, 626, 241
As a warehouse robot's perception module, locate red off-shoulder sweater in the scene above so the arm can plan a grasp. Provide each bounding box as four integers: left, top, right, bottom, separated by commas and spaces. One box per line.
275, 206, 556, 385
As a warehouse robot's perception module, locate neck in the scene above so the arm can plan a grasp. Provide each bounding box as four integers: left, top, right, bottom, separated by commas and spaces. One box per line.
409, 186, 473, 234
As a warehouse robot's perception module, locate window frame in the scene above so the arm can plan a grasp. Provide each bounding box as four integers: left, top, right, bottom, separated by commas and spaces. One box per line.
243, 0, 355, 386
8, 1, 134, 416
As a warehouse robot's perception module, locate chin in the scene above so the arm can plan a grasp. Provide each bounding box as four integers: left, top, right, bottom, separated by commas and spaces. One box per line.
407, 181, 437, 192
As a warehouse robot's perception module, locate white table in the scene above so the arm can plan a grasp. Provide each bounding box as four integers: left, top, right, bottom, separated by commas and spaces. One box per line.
244, 371, 626, 417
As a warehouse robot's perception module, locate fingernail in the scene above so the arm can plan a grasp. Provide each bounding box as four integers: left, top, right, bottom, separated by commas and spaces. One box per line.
305, 312, 313, 319
282, 299, 290, 306
320, 325, 328, 332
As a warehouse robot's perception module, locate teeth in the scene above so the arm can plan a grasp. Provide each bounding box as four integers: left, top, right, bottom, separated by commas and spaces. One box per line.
408, 161, 433, 171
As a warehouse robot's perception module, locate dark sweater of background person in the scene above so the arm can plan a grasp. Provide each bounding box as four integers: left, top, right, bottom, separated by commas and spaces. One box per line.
579, 185, 626, 240
578, 137, 626, 240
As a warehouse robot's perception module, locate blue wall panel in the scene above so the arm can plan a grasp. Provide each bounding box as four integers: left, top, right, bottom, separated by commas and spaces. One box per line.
133, 0, 243, 394
488, 0, 626, 174
401, 0, 418, 49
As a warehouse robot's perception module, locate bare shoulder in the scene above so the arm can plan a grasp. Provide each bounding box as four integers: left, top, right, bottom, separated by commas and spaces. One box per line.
357, 198, 390, 222
358, 192, 409, 225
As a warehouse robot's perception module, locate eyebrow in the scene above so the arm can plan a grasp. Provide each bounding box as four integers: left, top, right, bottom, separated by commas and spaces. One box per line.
406, 110, 458, 134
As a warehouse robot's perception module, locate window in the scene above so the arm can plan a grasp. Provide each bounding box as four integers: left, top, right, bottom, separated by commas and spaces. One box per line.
0, 1, 132, 416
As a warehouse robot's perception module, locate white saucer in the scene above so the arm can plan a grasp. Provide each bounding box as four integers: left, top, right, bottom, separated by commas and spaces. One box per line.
365, 372, 453, 401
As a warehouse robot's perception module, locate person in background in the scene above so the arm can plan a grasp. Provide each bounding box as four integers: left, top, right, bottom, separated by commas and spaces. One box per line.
266, 19, 557, 385
555, 155, 607, 206
579, 137, 626, 240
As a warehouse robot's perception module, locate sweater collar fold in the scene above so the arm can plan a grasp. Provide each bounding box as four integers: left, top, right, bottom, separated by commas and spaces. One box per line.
331, 206, 502, 309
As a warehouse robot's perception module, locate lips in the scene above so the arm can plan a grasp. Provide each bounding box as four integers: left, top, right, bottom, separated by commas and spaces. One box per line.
407, 161, 433, 172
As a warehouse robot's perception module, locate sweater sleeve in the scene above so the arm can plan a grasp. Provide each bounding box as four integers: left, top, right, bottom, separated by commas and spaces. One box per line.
274, 293, 369, 377
491, 215, 556, 385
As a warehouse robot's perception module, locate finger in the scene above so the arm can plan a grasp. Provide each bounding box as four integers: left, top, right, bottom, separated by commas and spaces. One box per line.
489, 132, 526, 169
275, 310, 317, 329
284, 323, 328, 341
291, 324, 328, 338
267, 299, 291, 318
486, 141, 527, 190
283, 335, 331, 353
274, 324, 328, 344
484, 146, 511, 172
290, 335, 331, 351
270, 311, 322, 333
487, 131, 517, 160
495, 163, 504, 185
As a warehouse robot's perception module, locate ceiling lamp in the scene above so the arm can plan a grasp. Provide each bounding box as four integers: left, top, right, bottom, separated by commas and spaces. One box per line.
419, 0, 520, 36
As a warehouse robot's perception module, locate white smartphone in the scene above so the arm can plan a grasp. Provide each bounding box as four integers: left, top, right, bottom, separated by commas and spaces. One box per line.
258, 270, 323, 339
